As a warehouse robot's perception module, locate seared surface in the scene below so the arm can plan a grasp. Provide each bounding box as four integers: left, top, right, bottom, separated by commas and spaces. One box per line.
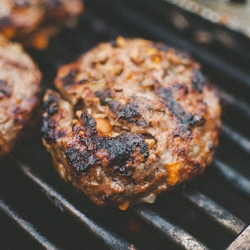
42, 37, 221, 209
0, 0, 84, 49
0, 34, 41, 157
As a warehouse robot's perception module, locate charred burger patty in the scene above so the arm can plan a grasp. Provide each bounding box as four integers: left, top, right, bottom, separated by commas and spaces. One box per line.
0, 34, 41, 157
0, 0, 84, 48
42, 37, 221, 209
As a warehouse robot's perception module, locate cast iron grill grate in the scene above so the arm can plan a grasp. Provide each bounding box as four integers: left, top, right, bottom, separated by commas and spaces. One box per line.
1, 0, 250, 249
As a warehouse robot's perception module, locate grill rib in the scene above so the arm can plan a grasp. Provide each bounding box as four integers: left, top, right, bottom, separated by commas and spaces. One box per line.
16, 160, 136, 250
182, 190, 246, 236
227, 226, 250, 250
134, 206, 208, 250
213, 159, 250, 198
222, 124, 250, 154
0, 199, 58, 250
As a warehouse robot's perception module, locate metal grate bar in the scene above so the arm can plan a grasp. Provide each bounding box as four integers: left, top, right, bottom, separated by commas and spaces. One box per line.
222, 124, 250, 154
100, 0, 250, 89
227, 226, 250, 250
0, 199, 58, 250
134, 206, 208, 250
213, 159, 250, 198
182, 190, 246, 236
217, 89, 250, 119
16, 161, 136, 250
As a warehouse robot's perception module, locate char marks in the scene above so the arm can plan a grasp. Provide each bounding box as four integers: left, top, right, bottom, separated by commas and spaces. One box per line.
42, 92, 66, 143
95, 89, 113, 105
64, 111, 149, 176
155, 82, 204, 129
108, 100, 147, 126
192, 69, 206, 93
61, 67, 78, 87
43, 92, 59, 115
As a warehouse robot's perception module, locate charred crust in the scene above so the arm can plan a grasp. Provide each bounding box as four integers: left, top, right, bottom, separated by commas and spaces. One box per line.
172, 83, 189, 95
108, 100, 147, 126
0, 80, 11, 98
61, 68, 78, 87
43, 93, 59, 115
95, 89, 113, 105
0, 17, 12, 28
42, 116, 66, 144
64, 111, 149, 176
42, 92, 65, 143
188, 162, 204, 177
114, 165, 133, 176
173, 125, 192, 140
192, 69, 205, 93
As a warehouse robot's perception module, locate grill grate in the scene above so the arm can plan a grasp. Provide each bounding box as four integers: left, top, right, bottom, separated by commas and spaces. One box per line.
1, 0, 250, 249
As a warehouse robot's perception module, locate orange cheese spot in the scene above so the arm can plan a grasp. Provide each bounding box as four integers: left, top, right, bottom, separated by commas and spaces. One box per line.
95, 118, 112, 135
166, 162, 181, 186
119, 201, 130, 210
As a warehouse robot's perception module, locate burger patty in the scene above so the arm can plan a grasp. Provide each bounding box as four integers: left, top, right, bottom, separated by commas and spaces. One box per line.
0, 34, 41, 157
0, 0, 84, 49
42, 37, 221, 210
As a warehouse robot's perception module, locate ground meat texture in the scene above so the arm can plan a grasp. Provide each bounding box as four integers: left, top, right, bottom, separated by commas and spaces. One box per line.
0, 0, 84, 49
0, 34, 41, 157
42, 37, 221, 209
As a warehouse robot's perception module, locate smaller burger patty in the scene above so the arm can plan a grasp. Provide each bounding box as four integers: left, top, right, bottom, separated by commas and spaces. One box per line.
0, 34, 41, 157
0, 0, 84, 49
42, 37, 221, 210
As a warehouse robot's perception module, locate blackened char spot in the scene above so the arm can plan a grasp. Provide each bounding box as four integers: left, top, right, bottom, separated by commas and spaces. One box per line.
65, 147, 97, 173
61, 68, 78, 87
42, 116, 66, 143
0, 80, 11, 98
0, 17, 12, 28
192, 69, 205, 93
43, 93, 59, 115
64, 111, 149, 176
108, 100, 147, 126
95, 89, 113, 105
172, 83, 188, 95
